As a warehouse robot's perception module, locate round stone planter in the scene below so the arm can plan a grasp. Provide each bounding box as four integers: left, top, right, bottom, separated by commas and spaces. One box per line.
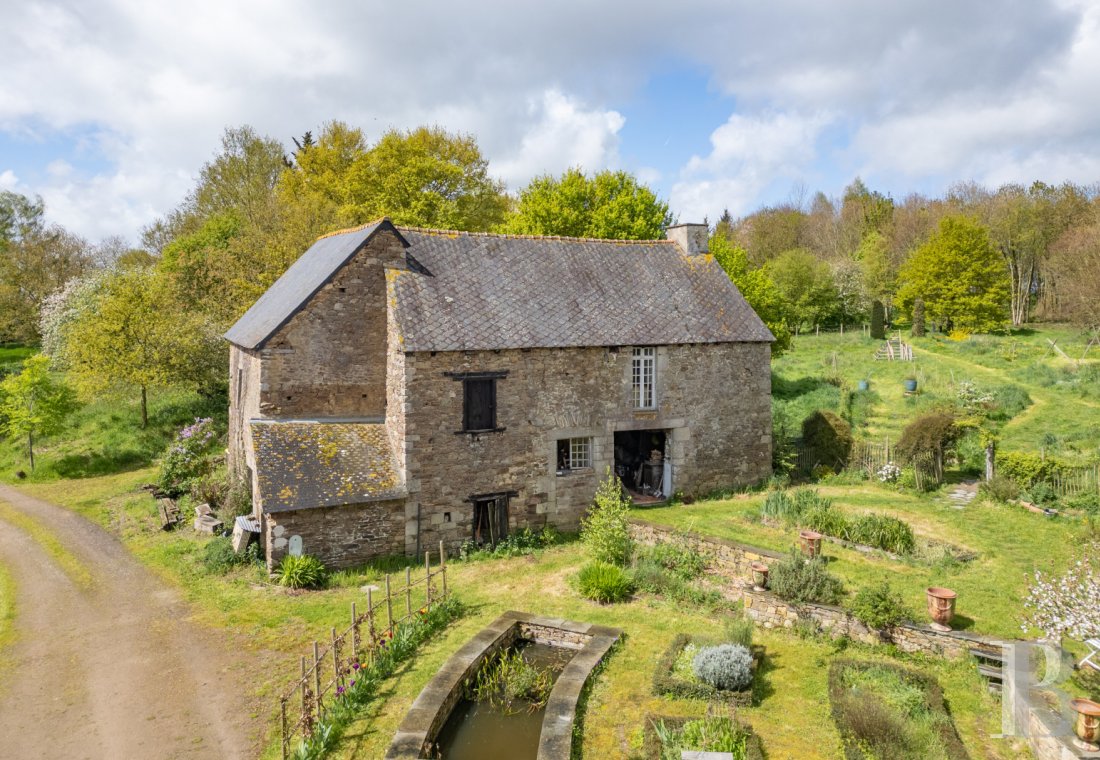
925, 587, 957, 632
1070, 698, 1100, 751
749, 561, 769, 590
799, 530, 823, 559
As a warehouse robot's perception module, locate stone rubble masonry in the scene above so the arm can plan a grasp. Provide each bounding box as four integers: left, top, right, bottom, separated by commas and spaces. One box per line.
228, 227, 774, 568
1003, 648, 1100, 760
401, 341, 772, 556
264, 498, 406, 572
628, 520, 1002, 661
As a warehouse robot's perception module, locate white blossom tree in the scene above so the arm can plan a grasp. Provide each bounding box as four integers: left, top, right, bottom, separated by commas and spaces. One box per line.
1022, 545, 1100, 641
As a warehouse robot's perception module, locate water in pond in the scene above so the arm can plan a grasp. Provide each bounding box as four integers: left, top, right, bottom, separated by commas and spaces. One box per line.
433, 642, 574, 760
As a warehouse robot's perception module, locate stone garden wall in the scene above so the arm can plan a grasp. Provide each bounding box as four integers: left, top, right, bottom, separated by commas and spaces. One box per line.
628, 520, 1001, 660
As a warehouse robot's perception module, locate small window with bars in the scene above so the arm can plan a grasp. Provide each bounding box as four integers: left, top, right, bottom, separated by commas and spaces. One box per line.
632, 347, 656, 409
556, 437, 592, 474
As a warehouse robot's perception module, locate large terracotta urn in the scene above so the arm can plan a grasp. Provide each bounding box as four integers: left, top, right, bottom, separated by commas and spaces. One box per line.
1070, 698, 1100, 751
925, 587, 957, 632
799, 530, 823, 559
749, 561, 769, 590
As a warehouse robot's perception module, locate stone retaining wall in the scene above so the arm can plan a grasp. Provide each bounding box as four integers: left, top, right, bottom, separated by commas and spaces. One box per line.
629, 520, 1001, 660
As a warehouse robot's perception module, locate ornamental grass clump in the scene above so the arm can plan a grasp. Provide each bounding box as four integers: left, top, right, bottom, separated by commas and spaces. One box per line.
577, 560, 634, 603
692, 643, 754, 692
278, 554, 328, 589
845, 513, 916, 555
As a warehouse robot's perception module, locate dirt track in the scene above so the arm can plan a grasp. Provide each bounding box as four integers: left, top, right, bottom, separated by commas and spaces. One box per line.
0, 484, 263, 759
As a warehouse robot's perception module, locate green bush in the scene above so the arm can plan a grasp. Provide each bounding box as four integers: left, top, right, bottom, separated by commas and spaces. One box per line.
768, 552, 845, 605
870, 301, 885, 340
651, 634, 755, 704
277, 554, 328, 589
577, 561, 634, 603
724, 613, 754, 648
693, 644, 754, 691
802, 502, 849, 538
845, 514, 915, 555
1022, 481, 1058, 508
849, 582, 912, 629
201, 535, 255, 574
911, 298, 926, 337
995, 450, 1058, 486
632, 556, 725, 608
802, 410, 853, 471
895, 412, 960, 485
980, 475, 1020, 503
1063, 490, 1100, 514
157, 417, 219, 496
648, 541, 707, 580
581, 470, 633, 565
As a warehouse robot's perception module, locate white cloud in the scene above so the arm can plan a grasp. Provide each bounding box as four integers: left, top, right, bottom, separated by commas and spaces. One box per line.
0, 0, 1097, 241
0, 170, 17, 190
492, 90, 625, 187
672, 111, 832, 222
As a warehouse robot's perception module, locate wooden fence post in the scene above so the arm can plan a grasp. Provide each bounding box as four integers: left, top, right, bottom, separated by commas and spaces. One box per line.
367, 587, 377, 660
313, 641, 322, 711
425, 550, 432, 609
331, 628, 340, 689
405, 566, 412, 617
440, 540, 447, 600
281, 698, 288, 760
351, 602, 358, 663
385, 575, 393, 637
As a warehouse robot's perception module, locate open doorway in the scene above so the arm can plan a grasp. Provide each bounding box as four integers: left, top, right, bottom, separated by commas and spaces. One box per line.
472, 495, 508, 547
614, 429, 668, 503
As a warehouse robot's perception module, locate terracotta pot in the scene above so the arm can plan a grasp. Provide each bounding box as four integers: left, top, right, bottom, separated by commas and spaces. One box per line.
1070, 699, 1100, 751
799, 530, 823, 559
925, 587, 957, 632
749, 561, 769, 590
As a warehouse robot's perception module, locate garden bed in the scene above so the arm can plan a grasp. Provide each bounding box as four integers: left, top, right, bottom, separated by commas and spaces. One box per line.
828, 659, 970, 760
642, 713, 765, 760
652, 633, 762, 706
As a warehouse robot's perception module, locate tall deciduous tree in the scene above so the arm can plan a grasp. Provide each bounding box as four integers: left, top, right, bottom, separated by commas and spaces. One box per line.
895, 216, 1010, 333
710, 234, 791, 354
768, 249, 837, 332
58, 268, 224, 428
501, 168, 671, 240
0, 354, 77, 470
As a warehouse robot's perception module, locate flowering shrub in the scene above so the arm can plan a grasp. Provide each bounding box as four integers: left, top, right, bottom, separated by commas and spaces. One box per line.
877, 462, 901, 483
157, 417, 218, 496
1023, 545, 1100, 640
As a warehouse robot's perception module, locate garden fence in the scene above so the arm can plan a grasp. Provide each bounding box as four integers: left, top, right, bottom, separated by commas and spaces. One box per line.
278, 543, 450, 760
1050, 463, 1100, 498
794, 438, 893, 477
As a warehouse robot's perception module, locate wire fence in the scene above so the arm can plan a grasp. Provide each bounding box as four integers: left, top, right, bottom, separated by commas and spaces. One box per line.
278, 542, 450, 760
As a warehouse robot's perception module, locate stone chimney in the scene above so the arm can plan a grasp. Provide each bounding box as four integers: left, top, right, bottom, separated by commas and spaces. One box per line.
666, 223, 709, 255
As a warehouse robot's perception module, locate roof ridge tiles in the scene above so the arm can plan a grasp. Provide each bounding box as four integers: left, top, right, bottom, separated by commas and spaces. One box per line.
395, 225, 676, 246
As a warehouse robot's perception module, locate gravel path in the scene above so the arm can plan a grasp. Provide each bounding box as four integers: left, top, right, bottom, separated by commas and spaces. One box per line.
0, 484, 263, 759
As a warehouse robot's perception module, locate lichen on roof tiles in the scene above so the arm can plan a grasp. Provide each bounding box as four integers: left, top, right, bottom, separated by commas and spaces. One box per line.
250, 421, 405, 513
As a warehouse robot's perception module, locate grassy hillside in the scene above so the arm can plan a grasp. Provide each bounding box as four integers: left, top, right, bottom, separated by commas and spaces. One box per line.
774, 324, 1100, 462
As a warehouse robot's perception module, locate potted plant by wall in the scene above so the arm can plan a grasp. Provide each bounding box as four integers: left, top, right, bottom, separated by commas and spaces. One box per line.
749, 561, 769, 590
799, 530, 823, 559
904, 376, 918, 393
925, 587, 957, 632
1070, 699, 1100, 751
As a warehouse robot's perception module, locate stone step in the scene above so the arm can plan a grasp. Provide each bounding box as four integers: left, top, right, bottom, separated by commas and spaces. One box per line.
977, 663, 1003, 681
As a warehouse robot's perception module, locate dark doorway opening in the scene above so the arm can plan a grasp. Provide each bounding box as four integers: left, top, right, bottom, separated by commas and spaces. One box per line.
614, 430, 667, 502
472, 495, 509, 546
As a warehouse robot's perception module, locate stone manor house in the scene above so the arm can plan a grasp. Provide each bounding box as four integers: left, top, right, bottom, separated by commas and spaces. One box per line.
225, 220, 774, 570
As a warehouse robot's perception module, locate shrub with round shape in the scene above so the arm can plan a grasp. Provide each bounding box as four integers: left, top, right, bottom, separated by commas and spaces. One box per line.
801, 410, 853, 471
576, 560, 634, 603
692, 643, 754, 692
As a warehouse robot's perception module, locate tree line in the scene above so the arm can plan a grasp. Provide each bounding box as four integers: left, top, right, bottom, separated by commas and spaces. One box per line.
1, 120, 1098, 451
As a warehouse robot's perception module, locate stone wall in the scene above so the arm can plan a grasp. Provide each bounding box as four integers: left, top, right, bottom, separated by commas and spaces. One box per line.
257, 229, 407, 419
630, 520, 1001, 660
401, 342, 772, 554
264, 499, 406, 571
228, 346, 263, 497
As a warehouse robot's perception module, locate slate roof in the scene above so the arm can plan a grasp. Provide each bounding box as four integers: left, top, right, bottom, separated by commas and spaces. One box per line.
391, 229, 774, 352
224, 221, 407, 349
224, 218, 774, 352
250, 420, 405, 513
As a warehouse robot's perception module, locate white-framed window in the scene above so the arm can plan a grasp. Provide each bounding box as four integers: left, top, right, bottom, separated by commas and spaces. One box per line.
632, 347, 656, 409
556, 437, 592, 473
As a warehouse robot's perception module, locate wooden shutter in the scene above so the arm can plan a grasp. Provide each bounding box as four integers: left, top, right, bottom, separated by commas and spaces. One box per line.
464, 378, 496, 431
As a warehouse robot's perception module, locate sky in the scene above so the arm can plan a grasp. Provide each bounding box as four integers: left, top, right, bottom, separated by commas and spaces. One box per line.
1, 0, 1099, 245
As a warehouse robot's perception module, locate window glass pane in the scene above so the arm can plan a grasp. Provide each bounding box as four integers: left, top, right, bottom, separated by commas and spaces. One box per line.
569, 437, 591, 468
631, 347, 655, 409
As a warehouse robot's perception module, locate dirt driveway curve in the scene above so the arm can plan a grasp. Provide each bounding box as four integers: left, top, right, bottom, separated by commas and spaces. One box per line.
0, 484, 263, 759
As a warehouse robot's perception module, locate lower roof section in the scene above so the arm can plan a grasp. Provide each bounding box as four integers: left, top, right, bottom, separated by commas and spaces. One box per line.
250, 419, 405, 513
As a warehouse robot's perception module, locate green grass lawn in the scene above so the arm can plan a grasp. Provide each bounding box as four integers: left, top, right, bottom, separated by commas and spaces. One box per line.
776, 325, 1100, 460
634, 482, 1090, 639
